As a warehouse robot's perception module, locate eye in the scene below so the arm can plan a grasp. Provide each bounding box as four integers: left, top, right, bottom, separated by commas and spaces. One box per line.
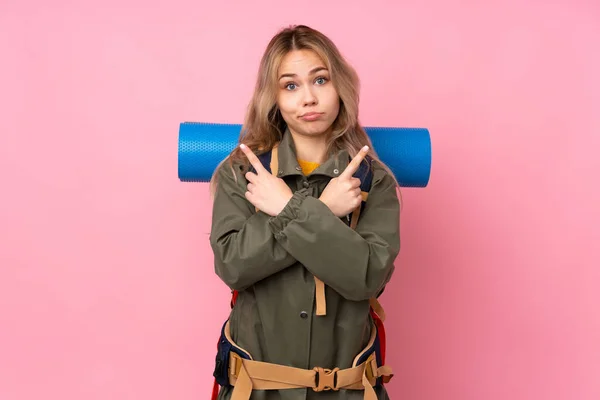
285, 82, 297, 91
315, 76, 328, 85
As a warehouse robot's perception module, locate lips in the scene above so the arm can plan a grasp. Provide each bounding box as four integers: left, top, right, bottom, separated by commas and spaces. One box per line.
300, 112, 323, 121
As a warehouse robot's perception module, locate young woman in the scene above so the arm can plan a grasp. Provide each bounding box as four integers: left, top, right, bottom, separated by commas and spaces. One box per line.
209, 24, 401, 400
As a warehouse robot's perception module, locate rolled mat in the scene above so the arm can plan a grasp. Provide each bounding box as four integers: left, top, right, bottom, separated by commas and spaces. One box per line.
178, 122, 431, 187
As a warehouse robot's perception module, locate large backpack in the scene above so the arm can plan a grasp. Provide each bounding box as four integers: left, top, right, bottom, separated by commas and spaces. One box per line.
211, 145, 388, 400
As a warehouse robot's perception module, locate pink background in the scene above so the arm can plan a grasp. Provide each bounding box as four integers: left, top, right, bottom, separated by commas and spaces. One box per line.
1, 1, 599, 399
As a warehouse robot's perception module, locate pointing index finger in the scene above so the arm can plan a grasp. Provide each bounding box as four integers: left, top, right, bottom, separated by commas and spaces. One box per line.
240, 144, 266, 174
340, 146, 369, 179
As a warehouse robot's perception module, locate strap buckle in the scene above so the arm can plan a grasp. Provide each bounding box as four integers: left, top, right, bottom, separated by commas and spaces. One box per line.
312, 367, 340, 392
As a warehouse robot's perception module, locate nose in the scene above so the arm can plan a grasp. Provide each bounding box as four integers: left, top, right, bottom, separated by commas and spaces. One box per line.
302, 85, 318, 106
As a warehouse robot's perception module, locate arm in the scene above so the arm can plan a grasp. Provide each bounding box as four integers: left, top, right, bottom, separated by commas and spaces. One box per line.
267, 164, 400, 301
209, 162, 297, 291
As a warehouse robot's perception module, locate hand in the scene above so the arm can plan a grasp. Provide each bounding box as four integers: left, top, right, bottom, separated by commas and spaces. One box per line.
240, 144, 294, 216
319, 146, 369, 217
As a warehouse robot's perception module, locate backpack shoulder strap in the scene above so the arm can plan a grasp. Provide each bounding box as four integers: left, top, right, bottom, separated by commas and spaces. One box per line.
251, 144, 279, 175
249, 145, 279, 213
348, 155, 374, 229
354, 155, 375, 192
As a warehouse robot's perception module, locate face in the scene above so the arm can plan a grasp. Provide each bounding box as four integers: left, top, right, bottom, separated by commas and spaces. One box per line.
275, 49, 340, 139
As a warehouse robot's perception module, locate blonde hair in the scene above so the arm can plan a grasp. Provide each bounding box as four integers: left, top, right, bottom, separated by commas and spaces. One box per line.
210, 24, 400, 202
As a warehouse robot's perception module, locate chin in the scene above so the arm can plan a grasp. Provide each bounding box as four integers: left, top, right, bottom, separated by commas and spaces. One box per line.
301, 126, 330, 137
302, 120, 334, 133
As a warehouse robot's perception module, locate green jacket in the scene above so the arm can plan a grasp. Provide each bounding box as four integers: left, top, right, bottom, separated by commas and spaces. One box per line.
210, 128, 401, 400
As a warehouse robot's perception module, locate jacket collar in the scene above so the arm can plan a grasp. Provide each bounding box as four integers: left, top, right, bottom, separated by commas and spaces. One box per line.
275, 126, 350, 179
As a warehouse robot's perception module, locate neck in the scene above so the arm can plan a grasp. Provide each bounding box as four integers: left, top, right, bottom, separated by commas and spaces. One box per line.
289, 130, 329, 164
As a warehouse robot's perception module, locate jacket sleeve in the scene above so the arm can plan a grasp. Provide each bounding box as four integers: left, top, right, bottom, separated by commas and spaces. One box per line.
267, 163, 400, 301
209, 162, 297, 291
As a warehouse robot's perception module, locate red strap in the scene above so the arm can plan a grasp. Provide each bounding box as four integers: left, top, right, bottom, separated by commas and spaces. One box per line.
231, 290, 238, 308
370, 308, 386, 366
211, 378, 219, 400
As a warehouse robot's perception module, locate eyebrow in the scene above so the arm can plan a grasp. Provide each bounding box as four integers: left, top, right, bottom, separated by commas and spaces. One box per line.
278, 66, 328, 80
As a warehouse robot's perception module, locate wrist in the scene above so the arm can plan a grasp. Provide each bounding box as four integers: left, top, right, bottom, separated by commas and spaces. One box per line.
276, 193, 293, 215
268, 190, 309, 236
318, 196, 330, 209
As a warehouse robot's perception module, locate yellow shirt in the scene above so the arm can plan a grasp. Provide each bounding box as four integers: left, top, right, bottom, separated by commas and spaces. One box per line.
297, 159, 320, 175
